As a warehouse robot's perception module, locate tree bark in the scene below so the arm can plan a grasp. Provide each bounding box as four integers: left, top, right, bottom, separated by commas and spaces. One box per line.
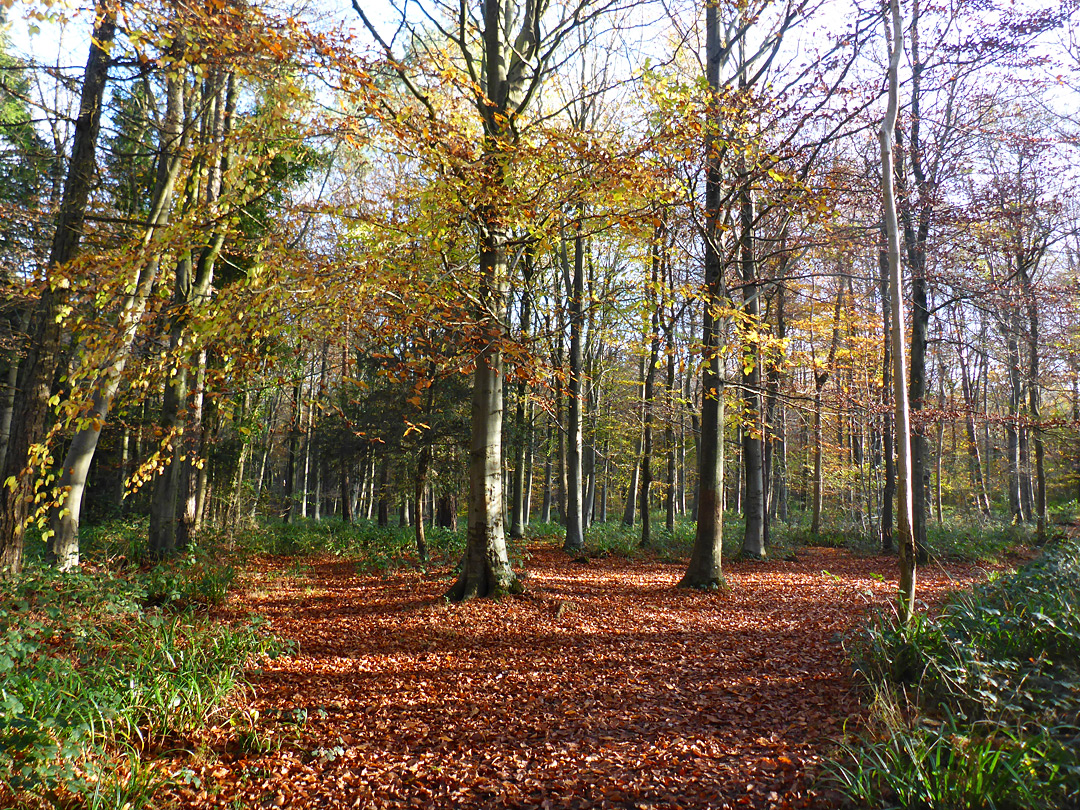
0, 4, 115, 577
739, 180, 765, 559
879, 229, 896, 551
564, 221, 586, 553
681, 0, 726, 590
881, 0, 917, 622
446, 226, 520, 600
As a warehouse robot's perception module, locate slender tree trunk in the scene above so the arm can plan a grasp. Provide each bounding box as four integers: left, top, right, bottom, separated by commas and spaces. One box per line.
739, 182, 765, 559
176, 350, 207, 550
510, 256, 535, 540
414, 444, 430, 563
1006, 322, 1024, 522
665, 320, 677, 535
881, 0, 917, 621
148, 70, 234, 559
640, 232, 662, 549
879, 236, 896, 551
623, 350, 645, 527
0, 4, 115, 576
681, 2, 726, 590
377, 453, 390, 527
541, 420, 553, 523
1022, 266, 1047, 542
565, 223, 586, 552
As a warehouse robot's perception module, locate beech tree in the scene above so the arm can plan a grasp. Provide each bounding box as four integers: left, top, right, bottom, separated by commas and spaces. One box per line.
0, 0, 115, 577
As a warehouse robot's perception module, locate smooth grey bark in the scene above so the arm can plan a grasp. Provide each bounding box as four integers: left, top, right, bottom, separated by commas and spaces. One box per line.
955, 330, 991, 515
446, 229, 520, 599
541, 421, 553, 523
894, 1, 936, 566
762, 257, 787, 545
1, 4, 115, 577
47, 68, 186, 568
1019, 244, 1048, 543
176, 350, 207, 550
0, 313, 26, 473
1005, 318, 1025, 521
811, 282, 842, 538
414, 443, 430, 562
665, 310, 677, 535
377, 453, 390, 527
878, 226, 896, 551
564, 219, 586, 553
881, 0, 917, 622
284, 372, 302, 524
680, 0, 726, 589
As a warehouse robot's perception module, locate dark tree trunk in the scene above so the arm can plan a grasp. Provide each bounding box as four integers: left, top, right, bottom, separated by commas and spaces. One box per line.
681, 7, 726, 590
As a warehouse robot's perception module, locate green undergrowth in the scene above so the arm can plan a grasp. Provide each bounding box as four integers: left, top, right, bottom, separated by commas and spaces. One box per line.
1, 530, 286, 809
242, 517, 469, 573
580, 512, 799, 562
782, 508, 1048, 564
830, 534, 1080, 809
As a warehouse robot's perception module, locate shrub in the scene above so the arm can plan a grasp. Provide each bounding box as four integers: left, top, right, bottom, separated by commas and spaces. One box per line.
833, 536, 1080, 809
0, 553, 284, 808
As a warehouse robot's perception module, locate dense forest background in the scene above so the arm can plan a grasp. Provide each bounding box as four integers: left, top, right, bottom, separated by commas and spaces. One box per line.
2, 0, 1078, 581
1, 0, 1080, 805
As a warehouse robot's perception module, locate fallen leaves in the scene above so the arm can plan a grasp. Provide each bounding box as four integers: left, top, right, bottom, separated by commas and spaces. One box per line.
160, 546, 998, 809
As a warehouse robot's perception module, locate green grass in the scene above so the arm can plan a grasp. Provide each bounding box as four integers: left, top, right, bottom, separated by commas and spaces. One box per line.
238, 517, 468, 573
831, 534, 1080, 809
0, 529, 286, 809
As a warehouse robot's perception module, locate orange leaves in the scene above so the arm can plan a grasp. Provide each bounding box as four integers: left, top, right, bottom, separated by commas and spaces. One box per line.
157, 548, 997, 809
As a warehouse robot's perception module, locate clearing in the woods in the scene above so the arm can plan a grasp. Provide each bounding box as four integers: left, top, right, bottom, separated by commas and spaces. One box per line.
161, 545, 1001, 809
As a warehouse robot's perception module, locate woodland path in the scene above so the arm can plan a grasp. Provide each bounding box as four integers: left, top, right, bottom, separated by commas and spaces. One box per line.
166, 543, 1001, 810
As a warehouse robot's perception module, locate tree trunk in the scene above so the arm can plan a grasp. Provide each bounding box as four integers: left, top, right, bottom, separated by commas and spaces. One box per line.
446, 228, 520, 600
510, 256, 534, 540
623, 345, 646, 527
639, 233, 662, 549
148, 69, 234, 559
739, 181, 765, 559
176, 350, 207, 550
879, 233, 896, 551
0, 4, 115, 577
414, 444, 430, 563
377, 453, 390, 528
681, 2, 726, 590
881, 0, 917, 622
565, 223, 586, 553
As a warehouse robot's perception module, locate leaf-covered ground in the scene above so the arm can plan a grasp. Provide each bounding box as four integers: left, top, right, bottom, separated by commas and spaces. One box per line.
164, 545, 1003, 809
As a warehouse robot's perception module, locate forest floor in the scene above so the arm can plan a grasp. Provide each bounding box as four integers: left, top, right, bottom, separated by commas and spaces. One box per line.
162, 543, 1016, 810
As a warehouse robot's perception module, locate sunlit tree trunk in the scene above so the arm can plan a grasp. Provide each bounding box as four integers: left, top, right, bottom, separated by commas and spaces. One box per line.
622, 352, 645, 527
565, 219, 586, 553
879, 234, 896, 551
447, 224, 520, 599
47, 68, 184, 568
148, 70, 234, 559
640, 228, 663, 549
0, 4, 115, 577
881, 0, 917, 622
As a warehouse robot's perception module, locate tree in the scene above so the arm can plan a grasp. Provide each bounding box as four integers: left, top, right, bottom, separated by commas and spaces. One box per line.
879, 0, 917, 622
0, 0, 115, 577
